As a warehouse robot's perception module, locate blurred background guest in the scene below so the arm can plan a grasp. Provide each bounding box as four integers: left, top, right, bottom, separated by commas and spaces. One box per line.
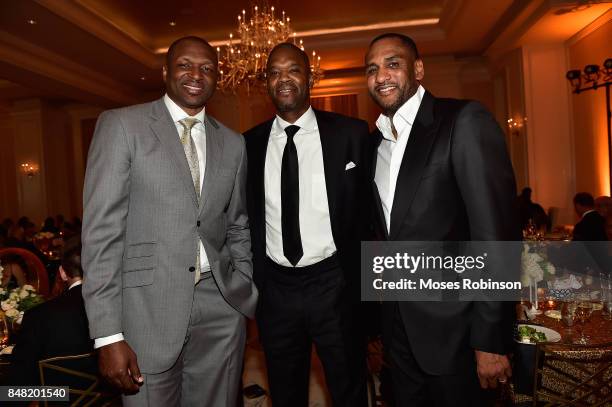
573, 192, 607, 241
516, 187, 549, 232
10, 237, 93, 385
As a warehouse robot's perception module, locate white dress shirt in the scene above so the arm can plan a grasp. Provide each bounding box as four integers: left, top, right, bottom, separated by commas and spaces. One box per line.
94, 95, 210, 349
374, 85, 425, 233
68, 280, 82, 290
264, 106, 336, 267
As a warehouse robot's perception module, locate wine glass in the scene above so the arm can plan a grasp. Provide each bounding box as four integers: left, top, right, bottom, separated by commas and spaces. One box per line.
600, 273, 612, 320
574, 294, 593, 344
561, 295, 577, 333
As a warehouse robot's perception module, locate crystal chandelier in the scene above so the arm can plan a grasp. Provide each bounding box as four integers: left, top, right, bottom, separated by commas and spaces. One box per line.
216, 4, 323, 93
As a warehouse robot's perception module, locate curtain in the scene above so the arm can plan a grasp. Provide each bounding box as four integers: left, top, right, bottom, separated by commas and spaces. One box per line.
311, 94, 358, 118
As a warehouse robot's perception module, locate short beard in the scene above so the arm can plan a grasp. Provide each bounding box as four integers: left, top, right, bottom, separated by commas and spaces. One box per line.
377, 83, 419, 118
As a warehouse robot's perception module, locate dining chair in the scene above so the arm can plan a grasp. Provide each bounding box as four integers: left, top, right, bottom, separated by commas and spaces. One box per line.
38, 352, 119, 407
0, 247, 49, 297
533, 341, 612, 406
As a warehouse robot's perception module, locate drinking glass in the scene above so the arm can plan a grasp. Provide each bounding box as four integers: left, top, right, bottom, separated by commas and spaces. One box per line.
561, 296, 577, 331
574, 294, 593, 344
600, 273, 612, 320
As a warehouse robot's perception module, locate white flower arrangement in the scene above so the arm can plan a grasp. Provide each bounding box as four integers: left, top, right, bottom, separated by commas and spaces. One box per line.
521, 243, 556, 287
0, 284, 44, 324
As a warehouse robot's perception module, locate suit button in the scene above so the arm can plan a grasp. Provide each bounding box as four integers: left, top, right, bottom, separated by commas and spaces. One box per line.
189, 266, 195, 272
197, 221, 201, 227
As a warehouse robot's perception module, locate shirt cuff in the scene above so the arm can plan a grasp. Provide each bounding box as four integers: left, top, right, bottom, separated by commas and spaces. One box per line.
94, 333, 124, 349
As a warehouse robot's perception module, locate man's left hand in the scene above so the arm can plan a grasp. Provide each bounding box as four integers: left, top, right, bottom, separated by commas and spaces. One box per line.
475, 350, 512, 389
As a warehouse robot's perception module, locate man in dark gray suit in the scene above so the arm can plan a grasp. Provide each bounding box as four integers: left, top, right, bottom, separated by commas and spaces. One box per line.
82, 36, 257, 406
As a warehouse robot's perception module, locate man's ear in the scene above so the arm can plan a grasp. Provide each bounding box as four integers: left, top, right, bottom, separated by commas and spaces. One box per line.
162, 66, 167, 83
308, 73, 314, 89
59, 266, 67, 282
414, 59, 424, 81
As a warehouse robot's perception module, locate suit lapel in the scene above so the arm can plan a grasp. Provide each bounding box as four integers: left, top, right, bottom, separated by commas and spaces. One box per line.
315, 110, 344, 237
253, 120, 273, 242
199, 115, 224, 215
371, 130, 389, 239
149, 98, 198, 209
389, 92, 440, 240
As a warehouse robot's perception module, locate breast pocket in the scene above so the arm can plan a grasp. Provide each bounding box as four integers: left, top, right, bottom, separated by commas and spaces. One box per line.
122, 242, 156, 288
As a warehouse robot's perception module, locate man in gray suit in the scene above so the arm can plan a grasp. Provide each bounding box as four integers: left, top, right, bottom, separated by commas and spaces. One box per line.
82, 36, 257, 406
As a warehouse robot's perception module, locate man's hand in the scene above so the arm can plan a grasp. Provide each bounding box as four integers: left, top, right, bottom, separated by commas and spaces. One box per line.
475, 350, 511, 389
98, 340, 144, 394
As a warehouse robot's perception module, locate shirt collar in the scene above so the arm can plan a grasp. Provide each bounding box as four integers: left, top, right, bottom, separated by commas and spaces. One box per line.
272, 106, 317, 138
376, 84, 425, 142
69, 280, 82, 290
164, 94, 206, 125
582, 209, 596, 218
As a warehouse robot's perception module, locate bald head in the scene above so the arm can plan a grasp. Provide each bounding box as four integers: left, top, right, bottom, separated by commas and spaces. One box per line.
166, 36, 216, 67
266, 42, 311, 74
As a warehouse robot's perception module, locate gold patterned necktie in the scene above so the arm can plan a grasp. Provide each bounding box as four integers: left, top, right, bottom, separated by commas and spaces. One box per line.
179, 117, 201, 283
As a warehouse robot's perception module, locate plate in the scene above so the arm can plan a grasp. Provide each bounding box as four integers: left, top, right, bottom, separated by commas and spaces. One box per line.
516, 324, 561, 345
544, 310, 561, 320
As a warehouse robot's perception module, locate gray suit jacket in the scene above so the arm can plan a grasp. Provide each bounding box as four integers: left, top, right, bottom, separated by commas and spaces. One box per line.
82, 97, 257, 373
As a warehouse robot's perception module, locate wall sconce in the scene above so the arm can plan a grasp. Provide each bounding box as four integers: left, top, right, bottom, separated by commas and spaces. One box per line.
507, 117, 527, 130
20, 162, 39, 178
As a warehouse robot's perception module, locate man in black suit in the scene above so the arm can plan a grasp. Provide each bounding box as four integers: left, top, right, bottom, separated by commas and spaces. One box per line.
11, 238, 93, 385
573, 192, 607, 241
244, 43, 370, 407
365, 33, 518, 406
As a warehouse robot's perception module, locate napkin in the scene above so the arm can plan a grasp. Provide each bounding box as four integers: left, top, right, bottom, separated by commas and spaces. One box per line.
548, 274, 582, 290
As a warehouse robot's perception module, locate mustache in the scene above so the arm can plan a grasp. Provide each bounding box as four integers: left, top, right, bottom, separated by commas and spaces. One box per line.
182, 79, 203, 86
375, 82, 398, 91
275, 81, 298, 91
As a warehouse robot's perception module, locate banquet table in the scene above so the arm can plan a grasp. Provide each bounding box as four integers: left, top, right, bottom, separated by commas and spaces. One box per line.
512, 304, 612, 402
531, 305, 612, 345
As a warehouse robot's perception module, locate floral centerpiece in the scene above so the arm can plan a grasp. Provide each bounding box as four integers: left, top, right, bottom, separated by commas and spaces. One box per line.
0, 284, 44, 324
521, 242, 556, 314
521, 242, 556, 286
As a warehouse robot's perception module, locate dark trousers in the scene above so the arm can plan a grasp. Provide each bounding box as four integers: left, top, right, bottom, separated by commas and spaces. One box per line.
256, 256, 367, 407
384, 304, 492, 407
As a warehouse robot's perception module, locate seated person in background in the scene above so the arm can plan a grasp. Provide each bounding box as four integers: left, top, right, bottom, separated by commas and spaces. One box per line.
10, 237, 93, 385
0, 254, 28, 288
573, 192, 608, 241
595, 196, 612, 218
594, 196, 612, 241
516, 187, 549, 231
41, 217, 59, 234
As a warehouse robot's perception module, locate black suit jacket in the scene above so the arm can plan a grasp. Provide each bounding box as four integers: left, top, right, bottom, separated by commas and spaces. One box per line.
11, 285, 93, 385
372, 92, 520, 375
573, 211, 607, 241
244, 109, 371, 290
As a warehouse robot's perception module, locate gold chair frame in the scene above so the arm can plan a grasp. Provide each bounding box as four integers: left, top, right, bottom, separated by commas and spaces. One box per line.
38, 353, 117, 407
533, 341, 612, 406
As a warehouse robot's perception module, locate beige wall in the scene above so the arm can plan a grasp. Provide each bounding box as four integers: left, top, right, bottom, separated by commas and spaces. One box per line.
568, 18, 612, 197
522, 44, 575, 224
0, 100, 91, 224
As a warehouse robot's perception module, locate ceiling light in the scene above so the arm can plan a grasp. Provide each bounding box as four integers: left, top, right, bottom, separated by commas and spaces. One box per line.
27, 19, 37, 25
169, 21, 176, 26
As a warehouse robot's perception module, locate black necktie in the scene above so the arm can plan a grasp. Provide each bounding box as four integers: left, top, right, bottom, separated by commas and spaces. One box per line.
281, 125, 303, 266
